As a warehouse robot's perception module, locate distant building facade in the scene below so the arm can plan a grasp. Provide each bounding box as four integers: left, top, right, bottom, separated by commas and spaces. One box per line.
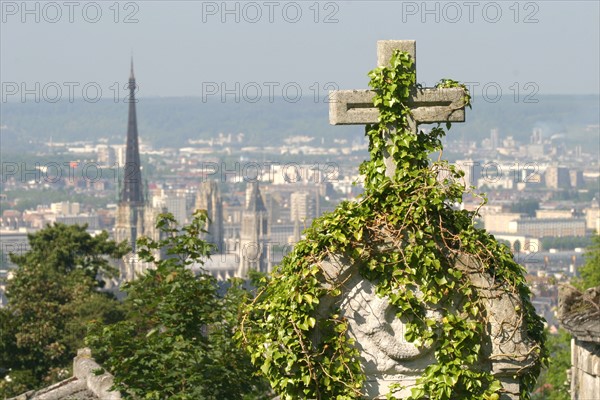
584, 206, 600, 232
152, 189, 188, 225
508, 218, 587, 237
50, 201, 80, 215
545, 166, 571, 189
290, 191, 315, 223
535, 209, 574, 219
569, 170, 584, 189
483, 212, 522, 233
56, 214, 100, 230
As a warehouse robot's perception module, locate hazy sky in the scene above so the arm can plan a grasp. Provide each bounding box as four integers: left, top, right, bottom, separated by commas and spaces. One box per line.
1, 1, 599, 100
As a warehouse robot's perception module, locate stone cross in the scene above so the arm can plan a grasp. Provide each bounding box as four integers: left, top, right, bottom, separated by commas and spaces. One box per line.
329, 40, 467, 178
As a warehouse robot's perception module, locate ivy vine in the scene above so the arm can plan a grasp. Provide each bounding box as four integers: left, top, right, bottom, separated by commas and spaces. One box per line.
238, 50, 547, 400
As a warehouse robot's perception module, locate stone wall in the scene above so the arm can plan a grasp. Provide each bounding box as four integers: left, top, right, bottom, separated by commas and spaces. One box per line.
558, 285, 600, 400
73, 348, 121, 400
570, 338, 600, 400
9, 348, 120, 400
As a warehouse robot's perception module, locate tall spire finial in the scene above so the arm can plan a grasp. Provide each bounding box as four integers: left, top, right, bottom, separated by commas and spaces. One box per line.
130, 52, 135, 80
122, 55, 143, 204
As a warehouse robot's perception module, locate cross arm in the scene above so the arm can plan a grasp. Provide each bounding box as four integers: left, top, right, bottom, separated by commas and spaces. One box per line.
329, 87, 466, 125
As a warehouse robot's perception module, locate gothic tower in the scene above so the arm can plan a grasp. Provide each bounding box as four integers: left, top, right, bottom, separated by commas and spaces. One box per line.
196, 180, 224, 252
114, 58, 158, 280
237, 182, 269, 278
122, 59, 144, 206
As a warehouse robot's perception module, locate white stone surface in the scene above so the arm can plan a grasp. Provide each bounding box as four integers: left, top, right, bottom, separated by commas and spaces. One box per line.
571, 339, 600, 399
316, 253, 536, 399
329, 88, 466, 125
73, 348, 121, 400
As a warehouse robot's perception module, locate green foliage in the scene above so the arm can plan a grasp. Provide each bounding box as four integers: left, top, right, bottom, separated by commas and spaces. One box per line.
574, 233, 600, 290
10, 223, 127, 284
0, 223, 128, 398
239, 50, 547, 399
86, 211, 270, 399
532, 329, 571, 400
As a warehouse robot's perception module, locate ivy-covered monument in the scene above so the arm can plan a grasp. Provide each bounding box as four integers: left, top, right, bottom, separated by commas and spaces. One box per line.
239, 40, 547, 400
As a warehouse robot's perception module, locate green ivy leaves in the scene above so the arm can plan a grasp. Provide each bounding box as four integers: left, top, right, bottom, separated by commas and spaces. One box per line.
240, 50, 547, 400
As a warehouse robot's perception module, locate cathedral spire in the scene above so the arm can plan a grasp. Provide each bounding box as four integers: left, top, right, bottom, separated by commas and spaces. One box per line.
247, 181, 266, 212
121, 57, 144, 204
130, 55, 135, 80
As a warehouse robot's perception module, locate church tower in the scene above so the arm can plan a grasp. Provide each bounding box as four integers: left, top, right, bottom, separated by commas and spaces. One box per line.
121, 59, 144, 207
114, 59, 163, 280
196, 180, 224, 252
237, 182, 269, 278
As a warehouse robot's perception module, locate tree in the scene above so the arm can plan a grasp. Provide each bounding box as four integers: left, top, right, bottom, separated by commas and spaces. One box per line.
86, 211, 270, 399
575, 233, 600, 290
0, 223, 128, 398
532, 329, 571, 400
